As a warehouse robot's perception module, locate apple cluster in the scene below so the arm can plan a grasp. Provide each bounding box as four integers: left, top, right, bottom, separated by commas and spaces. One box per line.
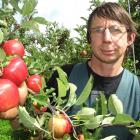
0, 39, 42, 112
0, 39, 76, 139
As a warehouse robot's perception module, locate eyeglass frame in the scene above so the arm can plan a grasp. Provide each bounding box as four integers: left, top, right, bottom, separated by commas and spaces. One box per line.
89, 25, 130, 38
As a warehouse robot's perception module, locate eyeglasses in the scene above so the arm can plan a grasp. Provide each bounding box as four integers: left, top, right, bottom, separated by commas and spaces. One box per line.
90, 26, 129, 37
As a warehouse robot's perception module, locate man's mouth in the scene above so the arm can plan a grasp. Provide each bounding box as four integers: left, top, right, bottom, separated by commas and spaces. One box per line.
102, 50, 115, 55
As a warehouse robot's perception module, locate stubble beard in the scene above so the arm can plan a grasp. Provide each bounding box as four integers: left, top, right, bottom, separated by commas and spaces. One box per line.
92, 51, 124, 64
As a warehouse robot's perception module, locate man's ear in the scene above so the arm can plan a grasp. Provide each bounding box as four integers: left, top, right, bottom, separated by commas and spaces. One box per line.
127, 32, 136, 46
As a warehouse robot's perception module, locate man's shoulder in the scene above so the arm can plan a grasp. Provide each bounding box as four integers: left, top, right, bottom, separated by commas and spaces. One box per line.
125, 69, 140, 86
47, 63, 79, 89
61, 63, 76, 77
61, 62, 88, 76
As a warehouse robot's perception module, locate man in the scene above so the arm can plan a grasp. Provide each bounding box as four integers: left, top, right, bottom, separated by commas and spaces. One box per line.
47, 2, 140, 140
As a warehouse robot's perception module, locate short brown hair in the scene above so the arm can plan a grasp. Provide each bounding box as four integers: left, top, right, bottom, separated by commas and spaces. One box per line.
87, 2, 137, 43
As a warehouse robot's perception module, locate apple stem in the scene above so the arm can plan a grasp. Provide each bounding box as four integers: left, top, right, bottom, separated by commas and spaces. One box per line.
48, 104, 58, 140
48, 103, 56, 114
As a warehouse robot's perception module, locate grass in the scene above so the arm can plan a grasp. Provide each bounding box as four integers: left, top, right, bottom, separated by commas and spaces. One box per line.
0, 120, 12, 140
0, 120, 31, 140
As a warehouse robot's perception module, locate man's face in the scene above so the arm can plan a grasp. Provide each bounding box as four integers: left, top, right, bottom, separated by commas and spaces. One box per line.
89, 16, 133, 64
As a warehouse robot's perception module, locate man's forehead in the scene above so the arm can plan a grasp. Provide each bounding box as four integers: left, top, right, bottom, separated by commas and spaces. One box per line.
91, 16, 123, 27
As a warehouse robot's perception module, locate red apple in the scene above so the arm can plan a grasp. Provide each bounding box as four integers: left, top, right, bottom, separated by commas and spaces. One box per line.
48, 113, 72, 138
0, 79, 19, 112
1, 57, 28, 86
2, 39, 25, 57
26, 74, 42, 93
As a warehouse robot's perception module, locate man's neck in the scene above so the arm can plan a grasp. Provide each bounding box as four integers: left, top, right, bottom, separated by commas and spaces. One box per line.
88, 58, 124, 77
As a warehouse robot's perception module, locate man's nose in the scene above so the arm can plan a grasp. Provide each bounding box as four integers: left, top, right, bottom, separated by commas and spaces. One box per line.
103, 28, 112, 42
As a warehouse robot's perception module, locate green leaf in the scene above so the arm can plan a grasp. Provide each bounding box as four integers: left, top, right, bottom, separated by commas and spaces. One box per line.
75, 75, 93, 105
108, 94, 123, 115
102, 116, 115, 125
85, 115, 104, 129
18, 106, 42, 130
21, 20, 40, 32
41, 76, 46, 90
65, 83, 77, 107
95, 93, 108, 115
0, 29, 4, 43
57, 78, 67, 98
32, 94, 49, 106
95, 96, 101, 115
0, 20, 7, 27
22, 0, 38, 16
113, 114, 135, 125
46, 88, 55, 95
55, 66, 69, 88
55, 66, 69, 98
0, 47, 6, 62
63, 134, 71, 140
100, 92, 108, 115
133, 135, 140, 140
129, 128, 140, 136
76, 107, 96, 120
135, 120, 140, 128
36, 113, 51, 127
91, 128, 103, 140
33, 17, 48, 25
10, 0, 22, 13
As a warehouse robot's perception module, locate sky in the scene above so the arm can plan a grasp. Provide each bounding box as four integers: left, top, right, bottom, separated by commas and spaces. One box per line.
0, 0, 118, 36
36, 0, 90, 36
36, 0, 118, 36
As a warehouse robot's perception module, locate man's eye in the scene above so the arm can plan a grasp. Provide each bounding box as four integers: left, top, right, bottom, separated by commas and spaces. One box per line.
110, 27, 122, 33
95, 28, 104, 32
